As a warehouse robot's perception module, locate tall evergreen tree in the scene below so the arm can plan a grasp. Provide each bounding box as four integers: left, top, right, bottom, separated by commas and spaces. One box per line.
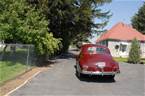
28, 0, 111, 52
128, 39, 141, 64
132, 2, 145, 34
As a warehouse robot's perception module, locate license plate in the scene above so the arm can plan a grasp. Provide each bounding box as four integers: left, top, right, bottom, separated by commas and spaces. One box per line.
96, 62, 106, 68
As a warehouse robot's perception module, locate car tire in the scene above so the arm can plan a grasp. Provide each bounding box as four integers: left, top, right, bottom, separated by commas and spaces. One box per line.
76, 70, 83, 78
76, 64, 83, 78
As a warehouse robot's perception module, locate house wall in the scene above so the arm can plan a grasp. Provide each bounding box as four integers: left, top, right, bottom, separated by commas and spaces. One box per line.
0, 41, 4, 48
107, 40, 145, 58
140, 42, 145, 58
108, 41, 130, 58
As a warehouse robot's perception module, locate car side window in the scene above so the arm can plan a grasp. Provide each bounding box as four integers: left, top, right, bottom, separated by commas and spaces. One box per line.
96, 47, 106, 53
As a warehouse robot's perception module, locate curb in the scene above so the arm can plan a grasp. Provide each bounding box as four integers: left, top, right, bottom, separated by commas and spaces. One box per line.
4, 71, 41, 96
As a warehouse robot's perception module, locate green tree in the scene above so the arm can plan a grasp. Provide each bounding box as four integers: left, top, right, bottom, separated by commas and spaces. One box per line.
132, 2, 145, 34
0, 0, 61, 56
28, 0, 111, 52
128, 38, 141, 64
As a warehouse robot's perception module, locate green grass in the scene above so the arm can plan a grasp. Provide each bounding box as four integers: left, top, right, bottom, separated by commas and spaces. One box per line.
0, 46, 34, 85
114, 57, 145, 64
141, 58, 145, 64
0, 61, 27, 85
113, 57, 128, 62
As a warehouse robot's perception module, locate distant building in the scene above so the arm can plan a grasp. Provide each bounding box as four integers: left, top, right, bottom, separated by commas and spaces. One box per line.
0, 41, 4, 48
96, 22, 145, 58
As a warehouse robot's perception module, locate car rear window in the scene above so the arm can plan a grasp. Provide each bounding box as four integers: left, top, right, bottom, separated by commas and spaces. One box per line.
87, 47, 109, 54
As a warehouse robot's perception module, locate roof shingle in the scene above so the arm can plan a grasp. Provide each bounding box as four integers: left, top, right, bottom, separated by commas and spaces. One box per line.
97, 22, 145, 42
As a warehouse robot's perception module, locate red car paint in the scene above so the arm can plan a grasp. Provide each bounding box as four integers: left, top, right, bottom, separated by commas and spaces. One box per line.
76, 44, 120, 77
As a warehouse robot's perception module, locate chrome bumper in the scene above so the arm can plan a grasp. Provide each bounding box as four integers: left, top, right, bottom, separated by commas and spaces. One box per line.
81, 70, 120, 75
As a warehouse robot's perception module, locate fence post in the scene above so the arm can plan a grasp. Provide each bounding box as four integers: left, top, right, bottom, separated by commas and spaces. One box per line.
26, 45, 30, 70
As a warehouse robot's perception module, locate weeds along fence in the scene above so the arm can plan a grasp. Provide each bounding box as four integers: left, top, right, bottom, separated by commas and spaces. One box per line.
0, 44, 35, 69
0, 44, 35, 84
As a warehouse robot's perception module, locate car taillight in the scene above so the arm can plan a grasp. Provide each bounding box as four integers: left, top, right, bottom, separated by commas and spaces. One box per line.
82, 65, 88, 71
113, 63, 119, 70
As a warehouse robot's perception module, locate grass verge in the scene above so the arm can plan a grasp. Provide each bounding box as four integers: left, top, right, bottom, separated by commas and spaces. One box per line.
113, 57, 128, 62
0, 61, 27, 85
141, 58, 145, 64
114, 57, 145, 64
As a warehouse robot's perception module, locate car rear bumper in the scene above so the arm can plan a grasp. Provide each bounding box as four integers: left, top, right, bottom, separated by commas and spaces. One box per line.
81, 70, 120, 75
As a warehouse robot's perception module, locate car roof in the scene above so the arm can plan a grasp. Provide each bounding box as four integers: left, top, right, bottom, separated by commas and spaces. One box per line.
80, 44, 110, 54
81, 44, 107, 49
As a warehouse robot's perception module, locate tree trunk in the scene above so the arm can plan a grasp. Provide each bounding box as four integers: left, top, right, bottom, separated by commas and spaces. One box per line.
61, 38, 70, 53
36, 54, 48, 66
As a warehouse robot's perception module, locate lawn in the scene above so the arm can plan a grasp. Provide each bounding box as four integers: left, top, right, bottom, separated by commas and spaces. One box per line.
0, 61, 27, 85
113, 57, 128, 62
141, 58, 145, 64
114, 57, 145, 64
0, 45, 35, 85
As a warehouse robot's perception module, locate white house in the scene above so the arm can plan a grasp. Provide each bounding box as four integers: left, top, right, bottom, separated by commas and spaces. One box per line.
96, 22, 145, 58
0, 41, 4, 48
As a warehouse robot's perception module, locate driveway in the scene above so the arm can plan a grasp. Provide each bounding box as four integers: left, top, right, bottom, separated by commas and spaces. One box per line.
11, 52, 145, 96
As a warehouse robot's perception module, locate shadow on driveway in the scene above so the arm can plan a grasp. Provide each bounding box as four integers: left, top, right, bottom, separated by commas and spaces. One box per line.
76, 74, 116, 83
57, 52, 76, 59
39, 51, 78, 67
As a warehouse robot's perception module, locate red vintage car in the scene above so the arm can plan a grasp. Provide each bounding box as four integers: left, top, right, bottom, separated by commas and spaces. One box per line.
76, 44, 120, 79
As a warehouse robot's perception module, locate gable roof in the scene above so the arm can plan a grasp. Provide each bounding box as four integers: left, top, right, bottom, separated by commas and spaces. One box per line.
97, 22, 145, 42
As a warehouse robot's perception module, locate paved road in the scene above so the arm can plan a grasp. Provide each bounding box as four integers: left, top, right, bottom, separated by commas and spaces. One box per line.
11, 53, 145, 96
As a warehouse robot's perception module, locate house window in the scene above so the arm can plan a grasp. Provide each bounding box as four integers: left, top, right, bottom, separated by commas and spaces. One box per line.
115, 45, 119, 50
101, 40, 108, 46
120, 44, 127, 52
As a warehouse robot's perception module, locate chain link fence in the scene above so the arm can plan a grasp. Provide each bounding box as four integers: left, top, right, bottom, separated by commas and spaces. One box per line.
0, 44, 35, 84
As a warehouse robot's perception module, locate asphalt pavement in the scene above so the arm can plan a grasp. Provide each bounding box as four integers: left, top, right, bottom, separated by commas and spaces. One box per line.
11, 52, 145, 96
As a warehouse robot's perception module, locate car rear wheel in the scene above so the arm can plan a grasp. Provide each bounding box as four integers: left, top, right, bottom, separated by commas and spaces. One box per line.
76, 64, 83, 78
76, 70, 83, 78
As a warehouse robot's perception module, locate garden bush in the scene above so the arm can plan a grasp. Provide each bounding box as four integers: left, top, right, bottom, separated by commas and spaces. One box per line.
128, 38, 141, 64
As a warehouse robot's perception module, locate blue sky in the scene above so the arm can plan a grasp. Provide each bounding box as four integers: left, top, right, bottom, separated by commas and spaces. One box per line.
103, 0, 144, 29
90, 0, 144, 43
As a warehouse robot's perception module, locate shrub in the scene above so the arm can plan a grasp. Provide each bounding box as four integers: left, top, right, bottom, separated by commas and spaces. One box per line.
128, 38, 141, 64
